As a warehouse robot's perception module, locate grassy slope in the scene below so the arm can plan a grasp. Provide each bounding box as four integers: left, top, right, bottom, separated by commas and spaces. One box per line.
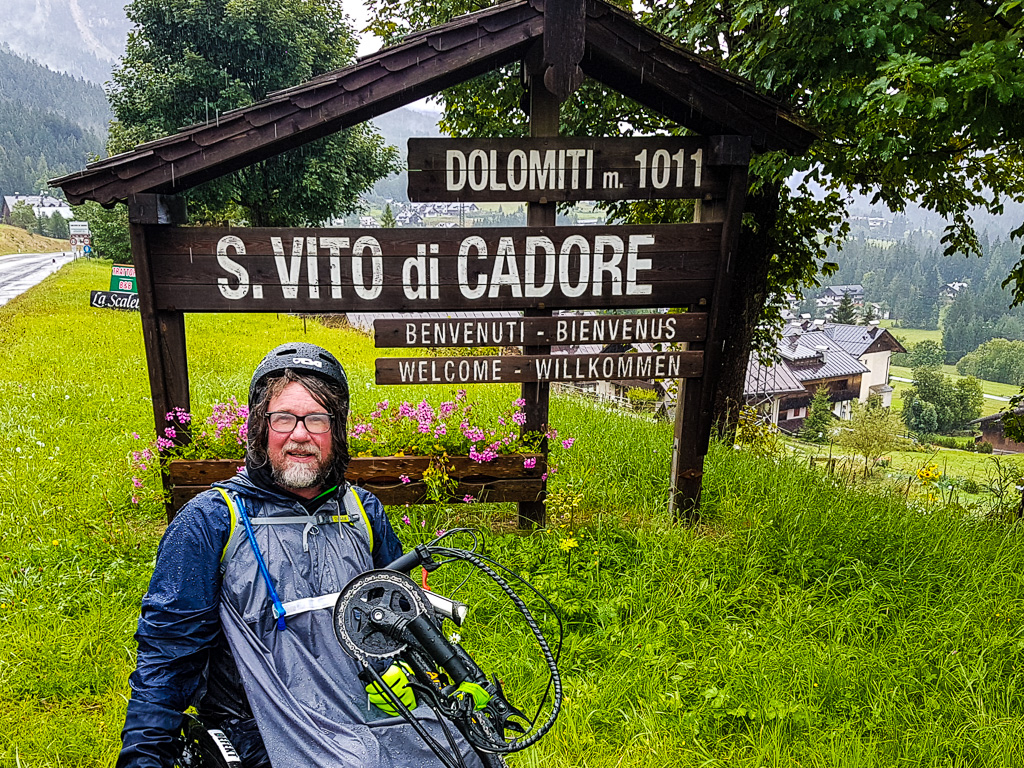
3, 262, 1024, 766
0, 224, 67, 256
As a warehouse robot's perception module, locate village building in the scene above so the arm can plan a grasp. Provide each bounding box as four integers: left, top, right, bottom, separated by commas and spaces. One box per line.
970, 411, 1024, 454
744, 320, 906, 431
1, 194, 73, 224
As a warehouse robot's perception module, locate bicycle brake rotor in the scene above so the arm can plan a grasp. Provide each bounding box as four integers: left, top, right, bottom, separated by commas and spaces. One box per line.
334, 570, 430, 661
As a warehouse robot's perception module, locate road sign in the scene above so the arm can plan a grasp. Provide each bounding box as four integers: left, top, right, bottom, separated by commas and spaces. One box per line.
84, 246, 92, 254
70, 221, 90, 236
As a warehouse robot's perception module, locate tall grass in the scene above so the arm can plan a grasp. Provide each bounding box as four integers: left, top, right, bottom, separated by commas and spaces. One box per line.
2, 261, 1024, 766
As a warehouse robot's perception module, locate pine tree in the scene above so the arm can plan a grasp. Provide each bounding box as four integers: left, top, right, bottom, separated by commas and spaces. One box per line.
833, 292, 857, 324
800, 386, 834, 443
380, 204, 397, 228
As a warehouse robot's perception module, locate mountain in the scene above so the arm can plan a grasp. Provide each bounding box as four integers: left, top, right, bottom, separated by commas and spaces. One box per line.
0, 0, 130, 83
368, 105, 443, 201
0, 48, 107, 199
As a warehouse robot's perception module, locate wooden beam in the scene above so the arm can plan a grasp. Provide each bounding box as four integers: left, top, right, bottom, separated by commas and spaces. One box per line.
128, 193, 191, 522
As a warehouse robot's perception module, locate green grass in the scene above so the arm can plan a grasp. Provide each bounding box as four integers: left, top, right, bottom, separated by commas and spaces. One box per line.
882, 324, 942, 347
4, 262, 1024, 766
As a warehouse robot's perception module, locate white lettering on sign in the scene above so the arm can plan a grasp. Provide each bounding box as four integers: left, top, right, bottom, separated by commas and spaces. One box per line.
446, 148, 597, 194
403, 320, 525, 346
397, 358, 503, 384
212, 233, 657, 304
554, 316, 678, 343
217, 236, 250, 300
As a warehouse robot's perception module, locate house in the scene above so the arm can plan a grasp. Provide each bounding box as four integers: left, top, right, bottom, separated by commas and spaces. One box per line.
1, 194, 73, 224
820, 284, 864, 303
970, 411, 1024, 454
744, 321, 906, 431
940, 281, 968, 300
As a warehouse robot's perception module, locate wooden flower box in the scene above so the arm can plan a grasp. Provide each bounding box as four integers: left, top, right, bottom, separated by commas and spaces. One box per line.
167, 454, 546, 514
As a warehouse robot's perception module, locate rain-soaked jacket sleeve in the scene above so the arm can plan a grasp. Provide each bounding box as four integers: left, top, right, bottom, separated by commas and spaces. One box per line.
356, 487, 404, 568
117, 494, 231, 768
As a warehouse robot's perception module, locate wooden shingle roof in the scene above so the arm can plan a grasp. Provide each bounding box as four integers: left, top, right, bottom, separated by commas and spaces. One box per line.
52, 0, 816, 206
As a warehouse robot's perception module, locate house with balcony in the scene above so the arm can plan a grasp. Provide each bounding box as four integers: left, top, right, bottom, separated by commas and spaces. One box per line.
744, 321, 906, 431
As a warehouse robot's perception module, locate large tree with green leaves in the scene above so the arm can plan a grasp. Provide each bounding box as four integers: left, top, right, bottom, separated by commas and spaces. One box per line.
109, 0, 398, 227
367, 0, 1024, 424
833, 293, 858, 324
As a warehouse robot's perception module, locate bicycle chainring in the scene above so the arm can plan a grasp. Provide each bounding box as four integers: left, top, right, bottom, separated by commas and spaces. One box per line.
333, 570, 430, 661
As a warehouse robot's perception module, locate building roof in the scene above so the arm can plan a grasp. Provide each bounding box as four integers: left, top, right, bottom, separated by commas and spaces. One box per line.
776, 330, 869, 381
745, 354, 806, 398
823, 284, 864, 295
782, 320, 906, 357
2, 195, 73, 219
51, 0, 816, 206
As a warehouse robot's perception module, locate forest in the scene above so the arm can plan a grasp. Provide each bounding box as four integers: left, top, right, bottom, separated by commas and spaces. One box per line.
0, 47, 108, 200
814, 230, 1024, 370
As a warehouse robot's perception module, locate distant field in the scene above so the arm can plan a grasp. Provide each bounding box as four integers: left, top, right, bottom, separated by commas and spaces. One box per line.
0, 225, 66, 257
891, 365, 1019, 399
885, 325, 942, 347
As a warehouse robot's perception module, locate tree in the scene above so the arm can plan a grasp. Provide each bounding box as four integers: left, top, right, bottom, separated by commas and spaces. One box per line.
366, 0, 1024, 427
903, 397, 938, 435
907, 340, 946, 369
380, 204, 398, 228
956, 338, 1024, 386
839, 398, 904, 477
902, 367, 983, 434
859, 303, 877, 325
9, 201, 35, 230
833, 293, 858, 324
108, 0, 399, 227
800, 385, 834, 443
48, 213, 70, 240
70, 202, 132, 262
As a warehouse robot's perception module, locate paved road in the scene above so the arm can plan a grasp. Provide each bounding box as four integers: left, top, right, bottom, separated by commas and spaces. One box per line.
0, 251, 75, 307
890, 374, 1011, 402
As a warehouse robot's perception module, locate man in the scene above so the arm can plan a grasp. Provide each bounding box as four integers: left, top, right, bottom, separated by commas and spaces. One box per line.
118, 342, 485, 767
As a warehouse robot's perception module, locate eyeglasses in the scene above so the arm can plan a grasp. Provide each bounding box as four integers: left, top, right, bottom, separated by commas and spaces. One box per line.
267, 412, 332, 434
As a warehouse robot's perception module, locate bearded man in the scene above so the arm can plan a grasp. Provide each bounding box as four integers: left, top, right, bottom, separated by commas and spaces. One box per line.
118, 343, 486, 768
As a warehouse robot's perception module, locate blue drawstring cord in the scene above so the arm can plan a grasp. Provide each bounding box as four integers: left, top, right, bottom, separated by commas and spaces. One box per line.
235, 495, 288, 630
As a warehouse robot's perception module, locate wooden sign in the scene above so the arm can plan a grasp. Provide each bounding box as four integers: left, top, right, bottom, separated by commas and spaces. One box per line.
408, 137, 738, 202
376, 350, 703, 385
374, 312, 707, 347
145, 223, 720, 312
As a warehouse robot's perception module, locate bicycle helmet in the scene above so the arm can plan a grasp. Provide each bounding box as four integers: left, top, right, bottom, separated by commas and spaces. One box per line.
249, 342, 348, 407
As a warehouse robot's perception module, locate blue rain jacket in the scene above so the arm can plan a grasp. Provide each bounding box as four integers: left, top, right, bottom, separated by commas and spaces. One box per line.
117, 473, 403, 768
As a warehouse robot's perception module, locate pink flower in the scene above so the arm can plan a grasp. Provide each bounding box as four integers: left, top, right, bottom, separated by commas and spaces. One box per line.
131, 432, 140, 440
523, 457, 537, 469
435, 528, 447, 537
434, 424, 447, 437
155, 437, 174, 451
131, 495, 139, 504
399, 474, 410, 484
561, 437, 575, 449
439, 401, 456, 417
420, 520, 426, 527
462, 495, 476, 503
164, 427, 177, 439
541, 473, 548, 481
132, 477, 143, 489
513, 398, 526, 408
401, 514, 411, 525
545, 427, 559, 440
512, 411, 527, 426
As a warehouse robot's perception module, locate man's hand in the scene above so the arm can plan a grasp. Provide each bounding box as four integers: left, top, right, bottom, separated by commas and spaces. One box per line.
366, 662, 417, 716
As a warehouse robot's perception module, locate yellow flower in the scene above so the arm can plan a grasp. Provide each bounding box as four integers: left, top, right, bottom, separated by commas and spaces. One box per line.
559, 537, 578, 552
52, 540, 60, 546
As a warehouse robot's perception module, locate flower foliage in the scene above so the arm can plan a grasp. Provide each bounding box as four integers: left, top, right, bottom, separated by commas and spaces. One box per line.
348, 391, 542, 460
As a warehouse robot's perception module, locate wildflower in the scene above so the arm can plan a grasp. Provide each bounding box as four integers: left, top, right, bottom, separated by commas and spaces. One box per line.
541, 473, 548, 481
434, 424, 447, 437
52, 540, 59, 546
463, 494, 476, 503
132, 432, 140, 440
131, 496, 139, 504
513, 398, 525, 408
449, 632, 462, 643
435, 529, 447, 537
420, 520, 426, 527
523, 457, 537, 469
164, 427, 177, 439
559, 537, 578, 552
402, 514, 411, 525
561, 437, 575, 449
399, 474, 410, 484
132, 477, 143, 489
512, 411, 527, 426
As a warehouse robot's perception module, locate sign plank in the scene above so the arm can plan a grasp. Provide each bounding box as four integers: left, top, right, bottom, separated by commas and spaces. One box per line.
373, 312, 707, 347
375, 350, 703, 384
408, 137, 732, 202
146, 223, 721, 312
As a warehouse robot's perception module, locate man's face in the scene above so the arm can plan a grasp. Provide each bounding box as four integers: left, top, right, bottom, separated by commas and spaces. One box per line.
266, 381, 333, 498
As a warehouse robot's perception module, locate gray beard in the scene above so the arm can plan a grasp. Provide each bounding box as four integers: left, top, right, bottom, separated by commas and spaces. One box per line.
271, 443, 331, 491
